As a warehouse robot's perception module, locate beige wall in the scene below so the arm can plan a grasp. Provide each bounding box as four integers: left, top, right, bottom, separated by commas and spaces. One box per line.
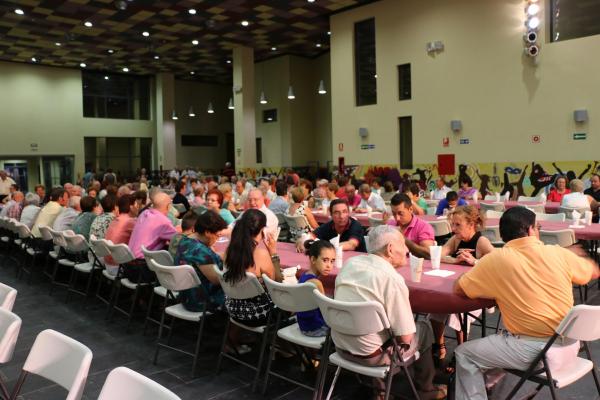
0, 61, 155, 185
173, 80, 233, 171
330, 0, 600, 167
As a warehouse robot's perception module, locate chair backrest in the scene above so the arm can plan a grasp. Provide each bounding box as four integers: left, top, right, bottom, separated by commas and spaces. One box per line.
424, 199, 439, 207
263, 275, 318, 313
51, 229, 69, 248
64, 234, 90, 254
313, 289, 389, 336
426, 206, 437, 215
0, 283, 17, 311
106, 243, 136, 264
517, 196, 538, 202
89, 238, 112, 258
428, 220, 452, 237
368, 216, 385, 227
0, 308, 21, 364
481, 225, 501, 242
142, 246, 175, 270
535, 212, 566, 222
22, 329, 93, 400
524, 204, 545, 213
483, 195, 497, 201
148, 260, 201, 291
38, 225, 53, 241
364, 235, 370, 252
556, 304, 600, 342
98, 367, 181, 400
480, 202, 505, 212
284, 214, 309, 230
539, 229, 576, 247
275, 213, 287, 226
172, 203, 187, 215
213, 265, 265, 299
485, 210, 504, 219
559, 206, 590, 219
14, 223, 32, 239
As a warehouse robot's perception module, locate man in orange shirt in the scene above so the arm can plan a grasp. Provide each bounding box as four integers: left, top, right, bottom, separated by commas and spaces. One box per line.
453, 207, 599, 400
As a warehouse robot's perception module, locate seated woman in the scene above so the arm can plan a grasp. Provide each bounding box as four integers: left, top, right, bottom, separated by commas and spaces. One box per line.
205, 188, 236, 225
321, 182, 339, 209
547, 175, 570, 203
381, 181, 397, 203
223, 209, 283, 327
403, 183, 427, 215
287, 187, 319, 240
299, 179, 316, 209
457, 176, 478, 200
175, 210, 229, 312
431, 205, 494, 363
297, 239, 335, 337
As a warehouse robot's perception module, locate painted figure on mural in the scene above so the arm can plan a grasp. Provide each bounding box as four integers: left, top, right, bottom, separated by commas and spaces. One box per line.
529, 162, 555, 196
552, 162, 594, 182
413, 167, 432, 191
474, 167, 492, 197
501, 165, 529, 199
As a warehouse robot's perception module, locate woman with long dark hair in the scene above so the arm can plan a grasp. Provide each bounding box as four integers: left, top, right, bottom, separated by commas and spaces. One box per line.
224, 209, 282, 326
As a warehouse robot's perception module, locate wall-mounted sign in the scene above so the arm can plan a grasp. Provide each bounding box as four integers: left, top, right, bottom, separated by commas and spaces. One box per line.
338, 143, 344, 152
573, 132, 587, 140
531, 135, 541, 144
360, 144, 376, 150
442, 137, 449, 147
459, 138, 470, 145
30, 143, 38, 152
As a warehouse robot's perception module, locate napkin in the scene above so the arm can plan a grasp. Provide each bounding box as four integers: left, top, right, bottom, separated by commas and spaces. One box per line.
329, 234, 340, 247
424, 270, 456, 277
495, 192, 501, 202
282, 265, 300, 284
538, 192, 547, 204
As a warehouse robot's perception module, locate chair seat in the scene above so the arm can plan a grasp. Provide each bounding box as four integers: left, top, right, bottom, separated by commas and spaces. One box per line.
58, 259, 75, 267
153, 286, 178, 297
49, 250, 59, 259
74, 262, 93, 273
14, 239, 22, 245
536, 357, 593, 388
120, 278, 151, 290
277, 323, 325, 349
102, 269, 117, 281
329, 352, 390, 379
1, 236, 9, 242
26, 248, 43, 256
165, 304, 211, 322
230, 317, 266, 333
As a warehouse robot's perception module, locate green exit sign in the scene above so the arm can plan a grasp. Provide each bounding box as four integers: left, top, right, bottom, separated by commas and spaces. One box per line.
573, 132, 587, 140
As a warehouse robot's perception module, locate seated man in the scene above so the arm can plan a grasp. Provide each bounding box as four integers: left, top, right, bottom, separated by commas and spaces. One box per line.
453, 206, 599, 400
297, 199, 366, 252
0, 191, 24, 219
267, 180, 290, 215
356, 183, 386, 212
31, 188, 69, 237
431, 177, 452, 200
52, 195, 81, 231
172, 181, 191, 212
334, 225, 446, 399
19, 193, 41, 229
435, 191, 467, 216
245, 188, 279, 235
388, 193, 435, 258
562, 178, 596, 209
344, 184, 362, 208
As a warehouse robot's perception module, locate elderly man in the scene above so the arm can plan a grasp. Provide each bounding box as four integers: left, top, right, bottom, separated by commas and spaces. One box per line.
34, 184, 46, 206
0, 171, 16, 203
232, 179, 248, 206
52, 196, 81, 231
298, 199, 366, 252
246, 188, 278, 235
128, 192, 178, 260
31, 188, 69, 237
19, 193, 41, 229
453, 207, 600, 400
0, 191, 24, 219
562, 178, 596, 209
356, 183, 386, 212
431, 177, 452, 200
334, 225, 446, 399
268, 180, 290, 215
584, 173, 600, 202
388, 193, 435, 258
344, 184, 362, 208
259, 178, 277, 203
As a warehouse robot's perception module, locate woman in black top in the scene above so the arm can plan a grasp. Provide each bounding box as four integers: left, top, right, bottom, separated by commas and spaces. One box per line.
441, 205, 494, 265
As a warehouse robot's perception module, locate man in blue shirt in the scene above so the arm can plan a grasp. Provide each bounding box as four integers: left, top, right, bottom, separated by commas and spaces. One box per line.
435, 191, 467, 216
268, 180, 290, 215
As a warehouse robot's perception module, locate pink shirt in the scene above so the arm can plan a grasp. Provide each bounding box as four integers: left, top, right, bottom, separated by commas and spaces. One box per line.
105, 214, 136, 264
128, 208, 177, 259
346, 195, 361, 208
387, 214, 435, 244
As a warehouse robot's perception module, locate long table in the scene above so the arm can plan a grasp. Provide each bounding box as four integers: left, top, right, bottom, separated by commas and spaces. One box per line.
471, 200, 561, 214
213, 240, 494, 315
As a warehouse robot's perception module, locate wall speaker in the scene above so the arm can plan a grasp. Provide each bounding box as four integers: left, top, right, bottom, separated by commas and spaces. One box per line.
574, 109, 588, 123
450, 120, 462, 132
359, 127, 368, 138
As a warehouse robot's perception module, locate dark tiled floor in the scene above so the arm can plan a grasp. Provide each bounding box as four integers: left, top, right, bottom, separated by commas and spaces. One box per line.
0, 252, 599, 399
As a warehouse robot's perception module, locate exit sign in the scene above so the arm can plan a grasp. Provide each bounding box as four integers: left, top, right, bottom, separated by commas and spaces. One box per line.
573, 132, 587, 140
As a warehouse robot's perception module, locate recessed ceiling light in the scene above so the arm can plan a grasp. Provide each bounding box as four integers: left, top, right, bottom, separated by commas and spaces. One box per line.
241, 20, 249, 27
189, 9, 196, 15
142, 31, 150, 37
190, 71, 195, 75
31, 57, 37, 62
154, 55, 160, 60
104, 76, 109, 80
271, 47, 277, 51
122, 67, 129, 72
226, 60, 231, 64
327, 31, 331, 35
80, 62, 87, 68
84, 21, 93, 27
308, 0, 316, 2
316, 43, 322, 48
108, 49, 114, 54
55, 42, 62, 46
15, 9, 24, 15
192, 40, 199, 45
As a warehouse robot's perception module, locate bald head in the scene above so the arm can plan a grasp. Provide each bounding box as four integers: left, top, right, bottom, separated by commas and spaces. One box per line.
69, 196, 82, 211
12, 191, 24, 203
153, 192, 172, 215
247, 188, 265, 209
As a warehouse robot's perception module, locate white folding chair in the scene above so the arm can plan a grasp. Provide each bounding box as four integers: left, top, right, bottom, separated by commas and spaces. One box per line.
535, 213, 566, 222
214, 266, 273, 392
142, 246, 177, 333
262, 276, 329, 398
481, 225, 504, 247
485, 210, 504, 219
312, 289, 420, 400
483, 195, 497, 201
49, 230, 78, 295
504, 304, 600, 400
172, 203, 187, 216
0, 308, 21, 399
480, 202, 505, 213
13, 223, 43, 281
149, 260, 211, 377
89, 238, 117, 309
10, 329, 93, 400
558, 206, 590, 220
426, 207, 437, 215
274, 213, 290, 242
539, 229, 576, 247
525, 204, 545, 213
284, 214, 311, 240
63, 233, 100, 303
517, 196, 539, 202
368, 216, 385, 228
428, 220, 452, 237
0, 283, 17, 311
98, 367, 181, 400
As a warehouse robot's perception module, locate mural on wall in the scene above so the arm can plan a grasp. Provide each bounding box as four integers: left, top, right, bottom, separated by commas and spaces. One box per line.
354, 161, 600, 199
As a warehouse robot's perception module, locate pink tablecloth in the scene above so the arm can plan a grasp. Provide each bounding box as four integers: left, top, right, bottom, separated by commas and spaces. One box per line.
312, 210, 383, 227
470, 200, 560, 214
214, 240, 494, 314
483, 218, 600, 241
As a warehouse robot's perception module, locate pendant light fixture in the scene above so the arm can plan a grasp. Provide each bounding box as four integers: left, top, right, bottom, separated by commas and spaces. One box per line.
171, 110, 178, 120
228, 97, 234, 110
318, 80, 327, 95
188, 106, 195, 117
260, 91, 268, 104
287, 86, 296, 100
207, 102, 214, 114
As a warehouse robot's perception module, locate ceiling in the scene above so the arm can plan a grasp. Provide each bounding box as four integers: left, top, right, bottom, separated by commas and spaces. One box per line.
0, 0, 376, 84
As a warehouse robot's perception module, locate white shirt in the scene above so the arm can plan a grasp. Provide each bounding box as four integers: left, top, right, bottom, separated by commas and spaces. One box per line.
358, 193, 385, 211
52, 208, 80, 231
561, 192, 591, 209
333, 254, 416, 356
260, 204, 279, 236
0, 177, 15, 196
168, 169, 180, 180
431, 186, 451, 200
0, 200, 15, 217
19, 205, 40, 229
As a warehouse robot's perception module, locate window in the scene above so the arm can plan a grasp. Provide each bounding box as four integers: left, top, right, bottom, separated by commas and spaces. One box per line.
398, 64, 411, 100
551, 0, 600, 42
263, 109, 277, 123
82, 71, 150, 120
354, 18, 377, 106
256, 138, 263, 164
399, 116, 413, 169
181, 135, 218, 147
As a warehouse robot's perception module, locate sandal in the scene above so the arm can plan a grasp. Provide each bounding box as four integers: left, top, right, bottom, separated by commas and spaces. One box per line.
431, 342, 447, 367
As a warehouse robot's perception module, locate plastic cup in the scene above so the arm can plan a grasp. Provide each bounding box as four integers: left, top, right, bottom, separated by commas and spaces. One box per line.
429, 245, 442, 270
335, 246, 343, 270
585, 211, 593, 226
409, 255, 424, 282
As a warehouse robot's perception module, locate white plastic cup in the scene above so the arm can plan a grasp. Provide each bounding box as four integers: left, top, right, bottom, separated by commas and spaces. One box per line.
429, 246, 442, 270
335, 246, 343, 270
495, 192, 501, 202
409, 255, 424, 282
585, 211, 593, 226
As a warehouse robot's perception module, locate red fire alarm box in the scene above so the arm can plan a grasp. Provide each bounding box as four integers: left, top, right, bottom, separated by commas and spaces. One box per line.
437, 154, 455, 175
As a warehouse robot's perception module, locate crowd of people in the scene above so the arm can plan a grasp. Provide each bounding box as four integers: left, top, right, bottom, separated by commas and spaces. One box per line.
1, 164, 599, 400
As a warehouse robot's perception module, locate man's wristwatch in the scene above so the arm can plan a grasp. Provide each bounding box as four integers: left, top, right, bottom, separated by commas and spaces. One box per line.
270, 254, 280, 262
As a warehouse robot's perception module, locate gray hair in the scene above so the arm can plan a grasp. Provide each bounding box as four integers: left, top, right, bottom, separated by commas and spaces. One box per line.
570, 179, 584, 193
368, 225, 402, 254
68, 196, 81, 209
24, 193, 40, 206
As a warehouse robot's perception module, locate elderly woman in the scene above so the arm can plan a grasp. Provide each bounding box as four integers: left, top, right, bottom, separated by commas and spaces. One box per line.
218, 183, 237, 213
547, 175, 570, 203
457, 176, 477, 200
562, 179, 596, 209
19, 193, 41, 229
299, 179, 315, 209
432, 205, 494, 363
206, 188, 236, 225
287, 187, 319, 239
